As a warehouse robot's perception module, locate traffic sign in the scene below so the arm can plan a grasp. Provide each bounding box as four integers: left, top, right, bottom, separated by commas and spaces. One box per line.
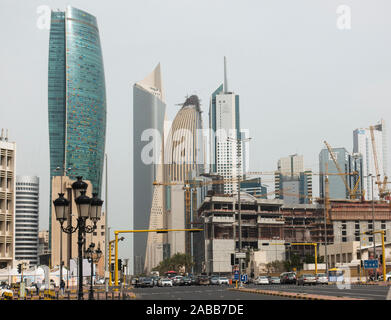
235, 252, 246, 259
364, 259, 379, 269
240, 274, 248, 283
234, 270, 239, 280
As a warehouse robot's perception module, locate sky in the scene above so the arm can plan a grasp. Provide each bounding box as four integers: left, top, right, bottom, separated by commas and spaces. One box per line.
1, 0, 391, 267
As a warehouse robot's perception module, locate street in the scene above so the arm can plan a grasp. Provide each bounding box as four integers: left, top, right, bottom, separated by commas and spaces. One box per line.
133, 285, 294, 300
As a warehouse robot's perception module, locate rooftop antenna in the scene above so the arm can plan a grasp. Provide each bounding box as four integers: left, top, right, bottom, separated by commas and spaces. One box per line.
0, 129, 3, 141
224, 56, 228, 93
5, 129, 8, 142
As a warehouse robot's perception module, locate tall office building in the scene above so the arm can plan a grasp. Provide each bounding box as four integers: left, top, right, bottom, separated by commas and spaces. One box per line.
48, 7, 107, 247
15, 176, 39, 266
133, 64, 166, 274
164, 95, 204, 257
353, 119, 388, 200
0, 130, 16, 269
209, 57, 242, 194
319, 148, 363, 199
274, 154, 312, 204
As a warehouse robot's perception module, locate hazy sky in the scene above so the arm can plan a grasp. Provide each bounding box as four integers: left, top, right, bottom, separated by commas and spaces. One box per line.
1, 0, 391, 264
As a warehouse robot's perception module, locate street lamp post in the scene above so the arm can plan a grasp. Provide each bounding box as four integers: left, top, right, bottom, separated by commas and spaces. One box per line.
53, 176, 103, 300
85, 242, 102, 300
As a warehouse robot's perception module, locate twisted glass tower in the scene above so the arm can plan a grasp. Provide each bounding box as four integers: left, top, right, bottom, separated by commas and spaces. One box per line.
48, 6, 106, 193
48, 7, 106, 245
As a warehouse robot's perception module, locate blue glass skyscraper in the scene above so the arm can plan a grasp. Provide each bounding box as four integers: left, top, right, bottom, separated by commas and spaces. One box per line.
48, 6, 106, 194
48, 7, 106, 245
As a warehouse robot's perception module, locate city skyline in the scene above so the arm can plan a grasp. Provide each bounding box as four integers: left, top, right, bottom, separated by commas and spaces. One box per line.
2, 0, 391, 265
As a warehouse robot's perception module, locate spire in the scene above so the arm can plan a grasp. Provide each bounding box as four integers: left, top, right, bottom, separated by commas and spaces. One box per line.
136, 63, 165, 103
224, 56, 228, 93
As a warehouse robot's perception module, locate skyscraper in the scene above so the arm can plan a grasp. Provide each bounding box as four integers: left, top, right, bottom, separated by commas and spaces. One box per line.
48, 6, 107, 245
319, 148, 363, 199
0, 129, 15, 269
209, 57, 241, 194
133, 64, 166, 274
274, 154, 312, 204
353, 119, 388, 200
164, 95, 204, 257
15, 176, 39, 266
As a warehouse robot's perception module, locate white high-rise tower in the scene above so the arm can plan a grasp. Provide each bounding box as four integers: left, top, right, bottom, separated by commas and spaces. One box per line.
353, 119, 388, 200
209, 57, 242, 194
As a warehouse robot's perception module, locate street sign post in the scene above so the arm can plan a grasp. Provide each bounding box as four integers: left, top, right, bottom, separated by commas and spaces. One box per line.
363, 259, 379, 269
234, 270, 240, 280
235, 252, 246, 259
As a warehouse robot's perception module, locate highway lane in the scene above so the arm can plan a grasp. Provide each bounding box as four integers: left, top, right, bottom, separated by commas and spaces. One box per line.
245, 283, 390, 300
133, 285, 294, 300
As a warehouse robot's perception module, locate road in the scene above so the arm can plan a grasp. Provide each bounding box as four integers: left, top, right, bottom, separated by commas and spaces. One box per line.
133, 284, 294, 300
245, 283, 390, 300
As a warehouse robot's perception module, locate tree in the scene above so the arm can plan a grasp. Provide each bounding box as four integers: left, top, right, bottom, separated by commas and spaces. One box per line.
152, 253, 194, 275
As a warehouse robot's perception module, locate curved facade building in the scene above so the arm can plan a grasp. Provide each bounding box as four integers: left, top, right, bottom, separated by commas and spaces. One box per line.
48, 6, 106, 247
48, 6, 106, 195
15, 176, 39, 266
165, 95, 204, 182
164, 95, 204, 257
133, 64, 166, 274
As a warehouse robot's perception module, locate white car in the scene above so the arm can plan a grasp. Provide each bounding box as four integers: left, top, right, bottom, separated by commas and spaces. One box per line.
218, 277, 229, 285
159, 278, 173, 287
379, 272, 391, 281
254, 276, 269, 285
316, 273, 329, 285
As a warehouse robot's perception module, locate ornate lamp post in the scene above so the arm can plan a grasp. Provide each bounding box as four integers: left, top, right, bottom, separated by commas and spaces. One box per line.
53, 176, 103, 300
85, 243, 102, 300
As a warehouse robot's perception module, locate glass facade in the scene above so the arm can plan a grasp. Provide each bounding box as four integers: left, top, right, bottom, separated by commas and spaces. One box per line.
48, 7, 106, 246
48, 6, 106, 195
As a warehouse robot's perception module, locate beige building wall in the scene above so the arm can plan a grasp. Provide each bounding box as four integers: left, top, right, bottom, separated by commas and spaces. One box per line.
51, 176, 105, 277
0, 136, 16, 269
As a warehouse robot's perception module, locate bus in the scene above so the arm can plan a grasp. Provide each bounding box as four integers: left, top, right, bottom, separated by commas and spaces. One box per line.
328, 268, 344, 282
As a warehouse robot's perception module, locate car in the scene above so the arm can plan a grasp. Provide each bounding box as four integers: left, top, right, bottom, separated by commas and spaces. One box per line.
379, 272, 391, 281
139, 277, 154, 287
218, 277, 229, 285
159, 278, 173, 287
196, 275, 210, 285
151, 276, 160, 286
210, 276, 220, 285
297, 274, 317, 286
182, 276, 193, 286
172, 276, 184, 286
254, 276, 270, 285
280, 272, 297, 284
316, 273, 329, 285
0, 285, 13, 298
269, 276, 281, 285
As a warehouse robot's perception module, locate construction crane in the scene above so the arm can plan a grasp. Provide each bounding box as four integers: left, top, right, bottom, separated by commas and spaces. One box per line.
324, 140, 361, 199
369, 125, 389, 200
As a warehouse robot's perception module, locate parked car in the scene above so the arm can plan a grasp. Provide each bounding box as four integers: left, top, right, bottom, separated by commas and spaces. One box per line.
269, 276, 281, 284
197, 275, 210, 285
297, 274, 317, 286
316, 273, 329, 285
218, 277, 229, 285
158, 278, 173, 287
254, 276, 270, 285
280, 272, 297, 284
151, 276, 160, 286
172, 276, 184, 286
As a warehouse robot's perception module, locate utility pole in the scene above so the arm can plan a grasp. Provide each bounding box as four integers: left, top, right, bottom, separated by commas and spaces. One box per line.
323, 163, 329, 272
228, 135, 251, 286
371, 174, 377, 280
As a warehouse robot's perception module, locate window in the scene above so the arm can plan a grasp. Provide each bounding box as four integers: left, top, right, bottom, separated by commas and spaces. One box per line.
93, 232, 97, 236
369, 237, 373, 242
342, 237, 347, 242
